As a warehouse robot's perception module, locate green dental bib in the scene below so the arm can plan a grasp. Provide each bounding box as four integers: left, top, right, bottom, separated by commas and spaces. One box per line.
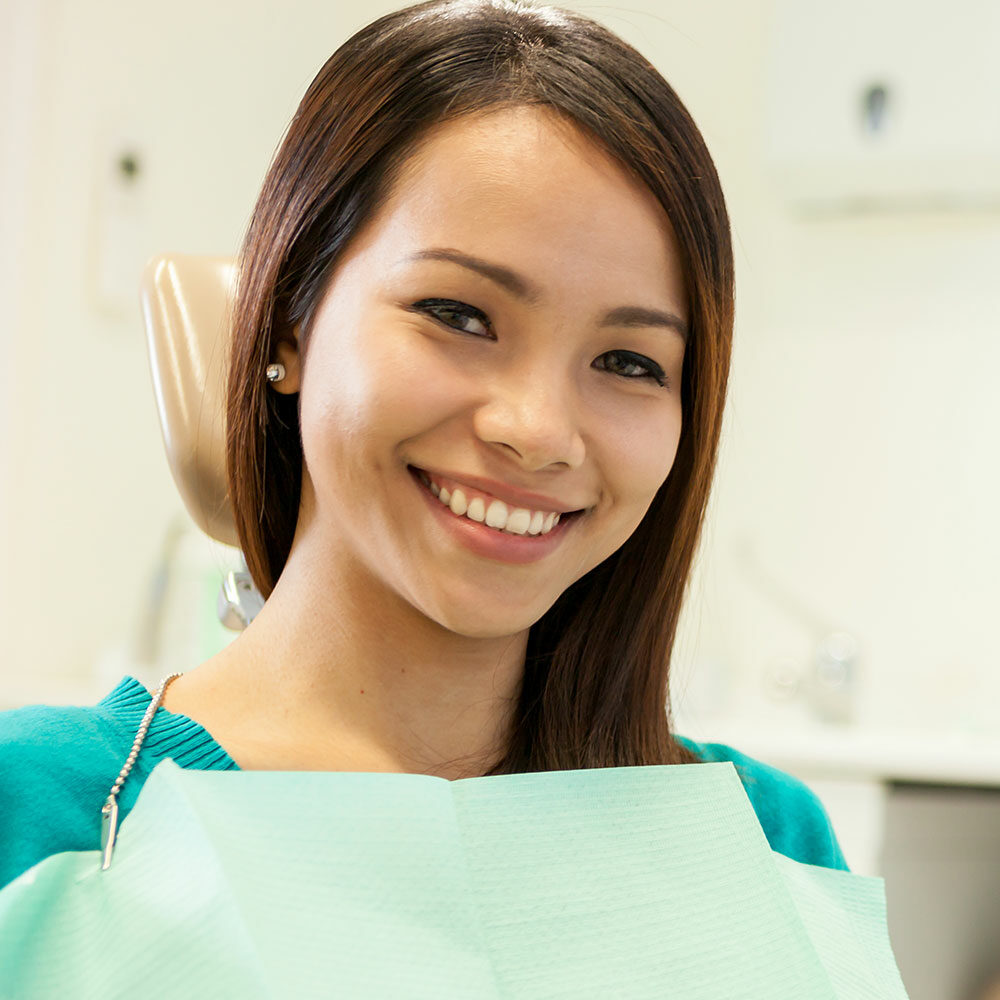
0, 759, 908, 999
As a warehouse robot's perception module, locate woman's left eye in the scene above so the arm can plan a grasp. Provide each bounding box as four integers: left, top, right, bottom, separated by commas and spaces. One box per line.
412, 299, 493, 338
594, 350, 669, 388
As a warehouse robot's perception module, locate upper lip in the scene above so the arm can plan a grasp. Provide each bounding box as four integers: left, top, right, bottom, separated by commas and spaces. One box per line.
412, 466, 590, 514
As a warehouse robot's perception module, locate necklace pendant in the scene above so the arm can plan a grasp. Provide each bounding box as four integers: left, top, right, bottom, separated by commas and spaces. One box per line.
100, 796, 119, 871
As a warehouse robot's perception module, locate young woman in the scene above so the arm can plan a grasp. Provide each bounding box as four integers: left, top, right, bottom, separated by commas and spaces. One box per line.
0, 0, 846, 892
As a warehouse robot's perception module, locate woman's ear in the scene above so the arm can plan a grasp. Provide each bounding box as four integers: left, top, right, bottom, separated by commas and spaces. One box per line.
268, 326, 303, 394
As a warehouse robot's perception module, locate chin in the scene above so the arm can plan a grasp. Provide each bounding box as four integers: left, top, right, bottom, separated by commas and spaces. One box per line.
430, 602, 546, 640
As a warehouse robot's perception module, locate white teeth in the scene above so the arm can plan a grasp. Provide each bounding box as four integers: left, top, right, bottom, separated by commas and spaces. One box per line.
449, 488, 468, 516
505, 508, 532, 535
422, 471, 570, 536
485, 499, 508, 529
466, 497, 486, 522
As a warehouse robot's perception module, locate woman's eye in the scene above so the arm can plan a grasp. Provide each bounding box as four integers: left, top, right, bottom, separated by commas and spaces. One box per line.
410, 303, 666, 388
595, 350, 669, 388
413, 298, 493, 338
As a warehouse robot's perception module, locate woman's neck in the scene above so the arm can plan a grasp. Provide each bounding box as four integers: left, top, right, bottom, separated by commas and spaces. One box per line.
162, 550, 528, 779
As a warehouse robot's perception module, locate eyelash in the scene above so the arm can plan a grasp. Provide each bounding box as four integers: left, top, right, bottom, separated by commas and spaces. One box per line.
412, 298, 670, 389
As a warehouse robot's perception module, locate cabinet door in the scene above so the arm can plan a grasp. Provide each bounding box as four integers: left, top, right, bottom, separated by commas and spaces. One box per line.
881, 783, 1000, 1000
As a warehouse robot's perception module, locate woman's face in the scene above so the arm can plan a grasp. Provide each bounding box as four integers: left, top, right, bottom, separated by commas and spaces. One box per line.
279, 105, 688, 638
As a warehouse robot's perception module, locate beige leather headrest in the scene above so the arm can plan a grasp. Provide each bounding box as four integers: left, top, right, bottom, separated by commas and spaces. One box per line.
140, 254, 238, 547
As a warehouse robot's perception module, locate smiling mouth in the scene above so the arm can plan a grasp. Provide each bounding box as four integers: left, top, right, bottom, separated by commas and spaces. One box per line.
408, 466, 584, 537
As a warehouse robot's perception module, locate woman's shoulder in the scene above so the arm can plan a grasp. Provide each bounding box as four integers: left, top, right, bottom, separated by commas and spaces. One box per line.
0, 683, 137, 890
0, 675, 163, 775
0, 687, 129, 785
0, 676, 236, 891
675, 735, 849, 872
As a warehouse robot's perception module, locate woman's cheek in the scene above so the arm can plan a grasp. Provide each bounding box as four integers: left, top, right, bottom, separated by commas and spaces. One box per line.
378, 343, 485, 429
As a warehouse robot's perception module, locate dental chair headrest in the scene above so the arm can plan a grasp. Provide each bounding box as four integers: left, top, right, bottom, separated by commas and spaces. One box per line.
140, 254, 238, 547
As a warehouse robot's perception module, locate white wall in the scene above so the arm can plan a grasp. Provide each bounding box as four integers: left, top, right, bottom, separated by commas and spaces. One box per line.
1, 0, 997, 736
0, 0, 397, 704
0, 0, 45, 696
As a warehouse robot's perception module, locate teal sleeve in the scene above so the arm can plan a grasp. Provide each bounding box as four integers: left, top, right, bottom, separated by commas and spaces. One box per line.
676, 736, 850, 872
0, 704, 125, 890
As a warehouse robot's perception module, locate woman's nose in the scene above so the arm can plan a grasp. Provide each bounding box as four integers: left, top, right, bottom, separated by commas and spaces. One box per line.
472, 368, 586, 471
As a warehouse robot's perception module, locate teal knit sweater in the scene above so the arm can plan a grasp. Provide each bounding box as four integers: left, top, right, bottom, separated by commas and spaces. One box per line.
0, 677, 848, 890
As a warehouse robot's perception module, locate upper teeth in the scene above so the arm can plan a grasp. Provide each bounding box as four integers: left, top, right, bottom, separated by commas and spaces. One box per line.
419, 472, 562, 536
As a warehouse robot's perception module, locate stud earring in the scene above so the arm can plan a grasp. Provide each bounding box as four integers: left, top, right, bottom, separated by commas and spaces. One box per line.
265, 363, 286, 383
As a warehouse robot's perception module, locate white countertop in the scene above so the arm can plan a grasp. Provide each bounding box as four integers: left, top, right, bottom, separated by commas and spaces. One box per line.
677, 717, 1000, 788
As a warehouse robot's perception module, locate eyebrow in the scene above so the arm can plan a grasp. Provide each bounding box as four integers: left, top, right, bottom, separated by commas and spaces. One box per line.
405, 247, 688, 343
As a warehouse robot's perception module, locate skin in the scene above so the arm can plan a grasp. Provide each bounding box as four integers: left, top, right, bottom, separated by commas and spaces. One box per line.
162, 105, 688, 778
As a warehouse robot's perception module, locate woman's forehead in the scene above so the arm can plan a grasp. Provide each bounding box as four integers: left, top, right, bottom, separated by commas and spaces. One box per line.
389, 106, 664, 232
352, 106, 687, 310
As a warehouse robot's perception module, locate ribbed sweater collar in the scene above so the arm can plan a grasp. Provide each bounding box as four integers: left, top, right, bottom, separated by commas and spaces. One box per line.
98, 676, 240, 772
97, 678, 696, 779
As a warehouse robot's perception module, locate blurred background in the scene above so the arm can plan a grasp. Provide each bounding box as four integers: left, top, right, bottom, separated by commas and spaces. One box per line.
1, 1, 998, 996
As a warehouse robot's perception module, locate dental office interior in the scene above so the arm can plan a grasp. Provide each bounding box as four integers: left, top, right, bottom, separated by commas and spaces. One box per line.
1, 1, 998, 997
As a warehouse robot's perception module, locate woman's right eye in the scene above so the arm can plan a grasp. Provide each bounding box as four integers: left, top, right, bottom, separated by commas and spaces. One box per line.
412, 298, 493, 339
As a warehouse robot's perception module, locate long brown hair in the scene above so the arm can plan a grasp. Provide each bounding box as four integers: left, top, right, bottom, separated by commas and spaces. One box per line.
227, 0, 733, 772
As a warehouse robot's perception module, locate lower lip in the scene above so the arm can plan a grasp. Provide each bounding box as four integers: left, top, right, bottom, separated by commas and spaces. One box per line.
408, 467, 580, 565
